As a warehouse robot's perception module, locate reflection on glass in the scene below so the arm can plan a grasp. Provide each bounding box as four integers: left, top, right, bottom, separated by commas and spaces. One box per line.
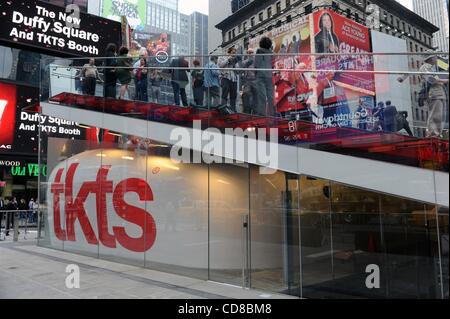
250, 169, 300, 297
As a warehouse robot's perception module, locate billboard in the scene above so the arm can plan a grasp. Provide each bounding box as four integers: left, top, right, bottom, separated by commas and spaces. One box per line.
0, 81, 87, 155
248, 11, 376, 125
103, 0, 147, 30
0, 0, 122, 57
249, 15, 313, 114
312, 9, 375, 129
0, 82, 17, 151
132, 32, 171, 64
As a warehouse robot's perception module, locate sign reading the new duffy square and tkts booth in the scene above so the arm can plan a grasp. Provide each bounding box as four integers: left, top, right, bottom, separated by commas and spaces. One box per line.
0, 0, 122, 57
0, 81, 87, 155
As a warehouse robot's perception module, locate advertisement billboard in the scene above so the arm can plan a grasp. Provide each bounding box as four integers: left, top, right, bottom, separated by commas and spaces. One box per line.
132, 32, 171, 65
0, 0, 122, 57
312, 9, 375, 129
249, 15, 313, 115
0, 82, 17, 151
0, 81, 87, 155
102, 0, 147, 30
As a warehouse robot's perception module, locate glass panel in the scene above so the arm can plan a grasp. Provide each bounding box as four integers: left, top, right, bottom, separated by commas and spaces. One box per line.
57, 138, 101, 259
299, 176, 333, 298
97, 135, 146, 267
40, 53, 449, 173
144, 148, 209, 279
209, 163, 249, 287
380, 197, 441, 298
330, 182, 385, 299
438, 206, 449, 299
250, 168, 300, 297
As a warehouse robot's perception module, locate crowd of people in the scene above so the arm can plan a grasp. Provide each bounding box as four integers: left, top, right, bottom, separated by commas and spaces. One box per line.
72, 39, 448, 139
0, 197, 39, 237
74, 37, 277, 117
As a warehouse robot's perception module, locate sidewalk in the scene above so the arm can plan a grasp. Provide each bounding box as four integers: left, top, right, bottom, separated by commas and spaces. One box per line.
0, 239, 295, 299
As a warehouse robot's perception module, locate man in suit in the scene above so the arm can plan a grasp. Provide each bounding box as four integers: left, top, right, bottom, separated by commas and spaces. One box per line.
170, 56, 190, 107
383, 100, 398, 133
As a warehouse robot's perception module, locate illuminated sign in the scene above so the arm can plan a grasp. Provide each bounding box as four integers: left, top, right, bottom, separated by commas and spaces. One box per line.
0, 83, 17, 150
0, 0, 121, 57
0, 181, 6, 187
0, 100, 7, 120
0, 81, 87, 155
49, 159, 156, 252
11, 163, 47, 177
0, 160, 21, 167
133, 32, 171, 65
103, 0, 147, 30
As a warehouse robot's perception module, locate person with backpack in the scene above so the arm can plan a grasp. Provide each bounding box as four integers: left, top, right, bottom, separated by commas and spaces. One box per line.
191, 59, 204, 107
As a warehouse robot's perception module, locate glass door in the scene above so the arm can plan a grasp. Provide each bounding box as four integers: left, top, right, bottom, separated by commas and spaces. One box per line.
209, 163, 250, 287
249, 168, 301, 297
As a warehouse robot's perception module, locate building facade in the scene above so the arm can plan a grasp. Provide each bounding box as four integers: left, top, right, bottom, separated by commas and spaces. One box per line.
215, 0, 440, 137
189, 11, 209, 64
413, 0, 449, 52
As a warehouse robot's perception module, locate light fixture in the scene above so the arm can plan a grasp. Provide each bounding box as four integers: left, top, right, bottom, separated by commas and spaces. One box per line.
107, 132, 123, 137
122, 156, 135, 161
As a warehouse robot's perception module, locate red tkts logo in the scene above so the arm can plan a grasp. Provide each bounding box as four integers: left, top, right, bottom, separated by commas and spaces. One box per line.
50, 163, 157, 253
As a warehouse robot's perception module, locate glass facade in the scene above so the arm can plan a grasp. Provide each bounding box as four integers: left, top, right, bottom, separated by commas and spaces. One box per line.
37, 135, 449, 298
36, 47, 448, 299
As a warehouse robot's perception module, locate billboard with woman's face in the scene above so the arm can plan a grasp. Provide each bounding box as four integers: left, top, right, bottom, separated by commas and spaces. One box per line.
312, 10, 376, 130
313, 10, 374, 94
247, 10, 376, 126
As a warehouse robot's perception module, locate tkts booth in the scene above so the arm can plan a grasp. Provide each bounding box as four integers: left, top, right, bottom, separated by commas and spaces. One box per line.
0, 0, 121, 199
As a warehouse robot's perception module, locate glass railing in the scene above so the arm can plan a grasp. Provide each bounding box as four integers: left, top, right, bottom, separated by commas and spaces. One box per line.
39, 53, 449, 172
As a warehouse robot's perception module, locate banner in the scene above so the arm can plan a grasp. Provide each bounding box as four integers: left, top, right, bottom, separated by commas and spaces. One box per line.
312, 9, 375, 129
103, 0, 146, 30
132, 32, 171, 64
249, 15, 313, 115
0, 0, 122, 57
